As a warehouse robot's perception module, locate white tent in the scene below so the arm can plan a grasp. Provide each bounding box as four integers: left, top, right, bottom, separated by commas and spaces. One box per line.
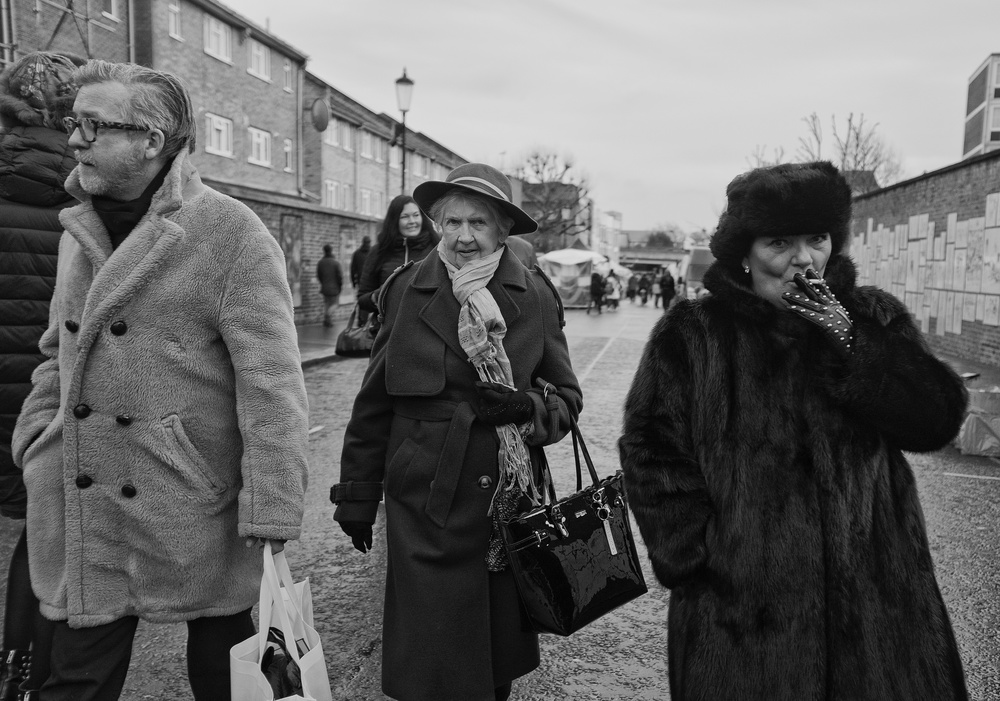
537, 249, 620, 308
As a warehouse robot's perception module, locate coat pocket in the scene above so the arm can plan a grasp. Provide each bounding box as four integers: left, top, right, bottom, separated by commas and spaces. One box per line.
20, 415, 63, 474
20, 415, 64, 494
383, 438, 419, 500
159, 414, 226, 497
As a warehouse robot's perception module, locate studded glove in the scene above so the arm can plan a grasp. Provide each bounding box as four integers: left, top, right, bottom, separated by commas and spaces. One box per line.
474, 381, 534, 426
339, 521, 373, 554
782, 269, 854, 356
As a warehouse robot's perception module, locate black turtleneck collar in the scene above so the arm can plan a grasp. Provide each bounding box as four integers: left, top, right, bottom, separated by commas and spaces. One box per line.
91, 161, 172, 250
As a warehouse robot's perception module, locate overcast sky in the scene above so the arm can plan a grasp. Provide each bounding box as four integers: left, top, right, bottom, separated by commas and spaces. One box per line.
230, 0, 998, 232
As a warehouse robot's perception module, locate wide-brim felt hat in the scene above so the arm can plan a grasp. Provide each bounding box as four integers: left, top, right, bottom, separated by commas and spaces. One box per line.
710, 160, 852, 269
413, 162, 538, 235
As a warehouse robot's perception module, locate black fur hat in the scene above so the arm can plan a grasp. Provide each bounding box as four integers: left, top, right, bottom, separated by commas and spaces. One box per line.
710, 161, 852, 269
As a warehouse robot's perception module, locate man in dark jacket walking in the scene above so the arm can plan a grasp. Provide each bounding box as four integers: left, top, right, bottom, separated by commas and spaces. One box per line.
0, 49, 85, 701
350, 235, 371, 289
317, 243, 344, 327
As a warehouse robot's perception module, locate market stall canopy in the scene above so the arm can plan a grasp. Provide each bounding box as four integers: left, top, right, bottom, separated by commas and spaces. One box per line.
537, 249, 612, 308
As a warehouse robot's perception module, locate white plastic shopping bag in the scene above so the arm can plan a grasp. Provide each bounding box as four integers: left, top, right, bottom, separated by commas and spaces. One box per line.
230, 543, 333, 701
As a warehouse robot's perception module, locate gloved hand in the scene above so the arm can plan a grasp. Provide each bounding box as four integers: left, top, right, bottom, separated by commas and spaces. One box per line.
340, 521, 373, 554
474, 381, 534, 426
782, 269, 854, 356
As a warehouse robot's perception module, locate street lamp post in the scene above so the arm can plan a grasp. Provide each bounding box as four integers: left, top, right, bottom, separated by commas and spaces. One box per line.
395, 68, 414, 194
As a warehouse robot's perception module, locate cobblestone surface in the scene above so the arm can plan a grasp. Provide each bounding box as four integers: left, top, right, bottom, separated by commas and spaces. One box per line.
0, 303, 996, 700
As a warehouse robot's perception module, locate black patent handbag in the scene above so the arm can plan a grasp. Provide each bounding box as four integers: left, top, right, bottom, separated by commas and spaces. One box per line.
334, 303, 376, 357
500, 417, 648, 636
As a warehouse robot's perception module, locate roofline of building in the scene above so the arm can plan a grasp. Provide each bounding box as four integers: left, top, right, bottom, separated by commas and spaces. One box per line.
188, 0, 308, 63
203, 177, 379, 222
853, 149, 1000, 202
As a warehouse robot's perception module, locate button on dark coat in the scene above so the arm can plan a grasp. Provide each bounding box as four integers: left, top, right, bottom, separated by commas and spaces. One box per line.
335, 248, 583, 701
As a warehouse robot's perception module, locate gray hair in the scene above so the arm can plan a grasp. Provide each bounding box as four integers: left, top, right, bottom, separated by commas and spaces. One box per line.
428, 191, 514, 241
72, 60, 196, 159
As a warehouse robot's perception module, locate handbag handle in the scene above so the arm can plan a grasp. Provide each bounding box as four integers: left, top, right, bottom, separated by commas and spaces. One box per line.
538, 416, 600, 505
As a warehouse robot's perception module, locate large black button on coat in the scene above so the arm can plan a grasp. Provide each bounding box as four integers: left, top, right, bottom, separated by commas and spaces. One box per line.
115, 415, 132, 426
73, 404, 91, 419
110, 321, 127, 336
120, 484, 137, 498
75, 475, 92, 489
64, 320, 79, 332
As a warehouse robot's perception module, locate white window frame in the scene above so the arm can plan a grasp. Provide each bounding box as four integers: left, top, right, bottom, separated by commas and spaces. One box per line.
324, 117, 339, 147
102, 0, 119, 21
323, 180, 339, 209
247, 38, 270, 82
342, 183, 353, 211
412, 154, 425, 177
283, 60, 293, 93
373, 137, 384, 163
389, 144, 401, 170
204, 16, 232, 64
167, 2, 182, 40
360, 188, 372, 216
283, 138, 293, 172
247, 127, 272, 167
360, 131, 374, 159
204, 113, 233, 157
341, 122, 353, 152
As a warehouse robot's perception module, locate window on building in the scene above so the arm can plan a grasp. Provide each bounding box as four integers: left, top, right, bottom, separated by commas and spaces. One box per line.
991, 105, 1000, 142
360, 131, 373, 159
374, 137, 384, 163
324, 117, 339, 147
283, 60, 293, 93
412, 154, 425, 177
340, 122, 354, 151
360, 188, 372, 215
247, 39, 270, 81
102, 0, 119, 20
204, 114, 233, 157
375, 191, 385, 215
390, 144, 401, 169
342, 183, 353, 211
323, 180, 339, 209
204, 16, 232, 63
167, 2, 182, 39
247, 127, 271, 166
283, 139, 293, 172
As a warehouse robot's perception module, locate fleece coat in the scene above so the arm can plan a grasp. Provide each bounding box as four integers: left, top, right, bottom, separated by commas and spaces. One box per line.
334, 248, 583, 701
11, 150, 309, 627
619, 255, 969, 701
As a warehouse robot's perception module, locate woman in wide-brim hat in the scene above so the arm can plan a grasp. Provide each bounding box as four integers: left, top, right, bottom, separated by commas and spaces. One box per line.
331, 163, 583, 701
620, 161, 969, 700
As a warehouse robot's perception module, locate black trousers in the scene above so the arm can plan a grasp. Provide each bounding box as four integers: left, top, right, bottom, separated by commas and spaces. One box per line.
39, 608, 254, 701
4, 527, 55, 690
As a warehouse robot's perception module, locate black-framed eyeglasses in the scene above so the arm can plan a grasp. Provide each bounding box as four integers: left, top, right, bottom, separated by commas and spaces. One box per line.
62, 116, 148, 143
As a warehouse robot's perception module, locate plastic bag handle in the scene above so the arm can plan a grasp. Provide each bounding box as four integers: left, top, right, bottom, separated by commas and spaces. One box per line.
259, 543, 306, 663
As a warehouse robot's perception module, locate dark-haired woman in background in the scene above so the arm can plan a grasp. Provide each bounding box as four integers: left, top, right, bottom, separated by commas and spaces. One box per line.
356, 194, 439, 314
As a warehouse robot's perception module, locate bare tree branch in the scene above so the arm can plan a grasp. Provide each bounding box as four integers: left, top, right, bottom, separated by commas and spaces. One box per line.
518, 151, 591, 252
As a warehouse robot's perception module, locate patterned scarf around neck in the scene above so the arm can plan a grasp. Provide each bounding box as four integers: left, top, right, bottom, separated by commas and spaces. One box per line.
437, 241, 541, 571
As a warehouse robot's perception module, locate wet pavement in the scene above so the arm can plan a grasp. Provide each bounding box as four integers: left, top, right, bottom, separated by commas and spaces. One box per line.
0, 299, 997, 700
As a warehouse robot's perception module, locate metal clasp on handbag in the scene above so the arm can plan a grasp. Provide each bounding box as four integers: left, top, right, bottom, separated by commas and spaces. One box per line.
549, 505, 570, 538
592, 487, 610, 521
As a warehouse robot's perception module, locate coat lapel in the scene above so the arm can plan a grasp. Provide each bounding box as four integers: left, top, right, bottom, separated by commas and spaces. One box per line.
60, 153, 193, 354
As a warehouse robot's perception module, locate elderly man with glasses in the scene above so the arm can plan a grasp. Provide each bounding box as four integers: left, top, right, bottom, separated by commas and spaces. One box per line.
11, 60, 309, 701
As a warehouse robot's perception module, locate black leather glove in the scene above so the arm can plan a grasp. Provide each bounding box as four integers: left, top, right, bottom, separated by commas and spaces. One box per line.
474, 381, 534, 426
782, 269, 854, 356
339, 521, 373, 554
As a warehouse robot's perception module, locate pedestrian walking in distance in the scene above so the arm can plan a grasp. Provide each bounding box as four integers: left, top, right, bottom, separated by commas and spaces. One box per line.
317, 243, 344, 327
356, 194, 439, 316
586, 269, 604, 314
0, 49, 87, 701
350, 234, 372, 289
619, 161, 969, 700
332, 163, 582, 701
11, 60, 309, 701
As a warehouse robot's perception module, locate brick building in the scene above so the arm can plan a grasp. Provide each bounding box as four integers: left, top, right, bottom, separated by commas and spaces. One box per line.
0, 0, 466, 324
850, 150, 1000, 366
963, 53, 1000, 160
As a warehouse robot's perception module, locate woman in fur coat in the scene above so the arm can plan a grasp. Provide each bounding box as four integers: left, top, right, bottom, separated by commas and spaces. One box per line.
619, 161, 968, 701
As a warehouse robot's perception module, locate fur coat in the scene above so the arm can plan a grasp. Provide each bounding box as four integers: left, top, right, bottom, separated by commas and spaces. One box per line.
334, 248, 582, 701
619, 255, 968, 700
11, 150, 309, 627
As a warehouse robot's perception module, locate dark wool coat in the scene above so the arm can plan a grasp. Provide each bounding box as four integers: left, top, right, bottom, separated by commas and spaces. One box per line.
334, 247, 583, 701
0, 125, 75, 518
619, 255, 969, 701
11, 151, 309, 627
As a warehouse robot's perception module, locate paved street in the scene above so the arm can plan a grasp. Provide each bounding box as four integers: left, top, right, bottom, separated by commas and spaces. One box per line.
0, 299, 998, 700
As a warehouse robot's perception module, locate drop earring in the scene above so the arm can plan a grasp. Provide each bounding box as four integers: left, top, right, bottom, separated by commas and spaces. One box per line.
743, 265, 750, 274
